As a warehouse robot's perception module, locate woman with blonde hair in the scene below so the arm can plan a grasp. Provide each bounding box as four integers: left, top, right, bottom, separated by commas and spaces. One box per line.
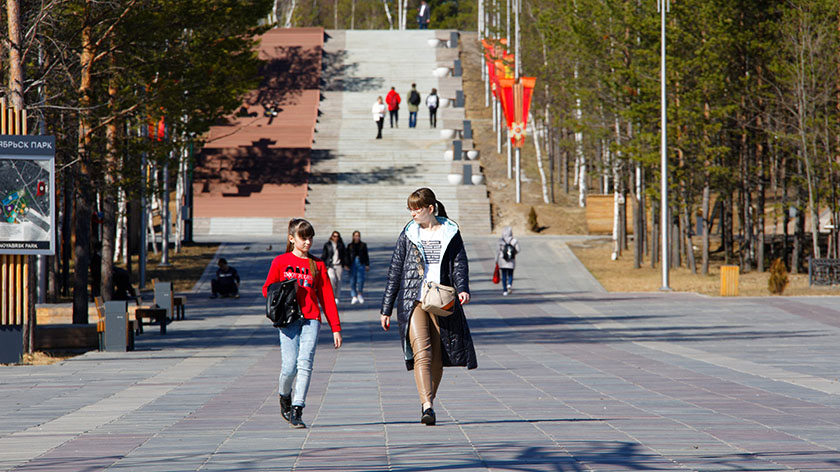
380, 187, 477, 426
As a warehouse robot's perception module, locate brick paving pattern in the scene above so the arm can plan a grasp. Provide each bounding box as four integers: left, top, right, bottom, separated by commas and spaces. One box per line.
2, 236, 840, 471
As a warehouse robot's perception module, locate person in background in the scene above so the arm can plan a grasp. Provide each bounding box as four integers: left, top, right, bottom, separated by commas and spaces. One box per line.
407, 83, 421, 128
417, 0, 431, 29
495, 226, 520, 296
321, 231, 348, 305
426, 88, 439, 128
386, 87, 401, 128
111, 267, 137, 301
211, 258, 240, 299
347, 231, 370, 304
372, 96, 386, 139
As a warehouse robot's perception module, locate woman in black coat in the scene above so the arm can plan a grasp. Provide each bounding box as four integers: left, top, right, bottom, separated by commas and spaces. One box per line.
380, 188, 477, 426
321, 231, 348, 304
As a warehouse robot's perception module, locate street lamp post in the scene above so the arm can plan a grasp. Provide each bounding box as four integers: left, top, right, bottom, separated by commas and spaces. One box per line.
659, 0, 671, 290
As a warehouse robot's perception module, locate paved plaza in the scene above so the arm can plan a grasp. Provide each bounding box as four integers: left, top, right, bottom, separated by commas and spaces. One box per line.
2, 236, 840, 471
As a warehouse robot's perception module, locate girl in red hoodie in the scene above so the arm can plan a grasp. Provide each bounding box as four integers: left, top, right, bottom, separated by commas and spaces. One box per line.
263, 219, 342, 428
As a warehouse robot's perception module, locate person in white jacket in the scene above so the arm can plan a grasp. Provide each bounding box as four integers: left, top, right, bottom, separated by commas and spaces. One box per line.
372, 96, 386, 139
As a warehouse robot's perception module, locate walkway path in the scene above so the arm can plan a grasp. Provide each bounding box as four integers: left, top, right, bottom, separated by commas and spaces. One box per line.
307, 30, 491, 236
2, 237, 840, 471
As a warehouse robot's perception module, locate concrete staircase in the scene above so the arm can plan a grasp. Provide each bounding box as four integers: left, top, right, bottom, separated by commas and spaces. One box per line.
306, 30, 491, 238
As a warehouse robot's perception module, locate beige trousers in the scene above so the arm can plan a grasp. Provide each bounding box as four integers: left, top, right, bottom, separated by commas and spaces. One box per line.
409, 303, 443, 405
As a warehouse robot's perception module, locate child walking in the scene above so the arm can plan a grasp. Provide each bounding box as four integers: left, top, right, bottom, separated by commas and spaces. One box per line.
263, 219, 343, 429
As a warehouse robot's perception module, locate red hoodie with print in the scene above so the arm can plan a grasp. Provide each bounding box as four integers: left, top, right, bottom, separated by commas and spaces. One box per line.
262, 253, 341, 333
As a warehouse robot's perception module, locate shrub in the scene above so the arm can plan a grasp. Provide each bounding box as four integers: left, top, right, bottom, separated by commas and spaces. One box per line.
528, 206, 539, 232
768, 258, 789, 295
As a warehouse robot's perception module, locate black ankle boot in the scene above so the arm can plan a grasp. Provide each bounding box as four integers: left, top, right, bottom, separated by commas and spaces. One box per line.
290, 406, 306, 429
421, 407, 436, 426
278, 394, 291, 423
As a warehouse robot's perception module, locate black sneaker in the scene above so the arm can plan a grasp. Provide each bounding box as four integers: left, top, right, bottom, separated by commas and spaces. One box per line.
290, 406, 306, 429
421, 407, 436, 426
278, 394, 292, 423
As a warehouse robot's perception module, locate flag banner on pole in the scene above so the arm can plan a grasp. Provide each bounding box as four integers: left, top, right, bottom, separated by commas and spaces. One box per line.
499, 77, 537, 148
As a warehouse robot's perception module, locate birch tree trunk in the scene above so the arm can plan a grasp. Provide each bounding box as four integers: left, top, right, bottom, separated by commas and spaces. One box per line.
529, 114, 550, 204
383, 0, 393, 29
175, 147, 185, 253
285, 0, 296, 27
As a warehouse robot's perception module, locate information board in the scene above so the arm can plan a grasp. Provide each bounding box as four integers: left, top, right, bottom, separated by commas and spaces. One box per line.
0, 135, 56, 255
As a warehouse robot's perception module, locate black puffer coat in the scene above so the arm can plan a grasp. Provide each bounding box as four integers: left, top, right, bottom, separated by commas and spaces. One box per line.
380, 219, 478, 371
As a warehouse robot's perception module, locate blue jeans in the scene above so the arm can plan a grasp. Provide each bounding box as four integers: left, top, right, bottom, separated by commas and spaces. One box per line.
409, 111, 417, 128
349, 260, 366, 298
279, 318, 321, 407
501, 268, 514, 291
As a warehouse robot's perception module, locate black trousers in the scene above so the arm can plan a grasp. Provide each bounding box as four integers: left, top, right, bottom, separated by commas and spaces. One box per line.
376, 117, 384, 138
389, 109, 399, 127
212, 279, 238, 296
429, 107, 437, 127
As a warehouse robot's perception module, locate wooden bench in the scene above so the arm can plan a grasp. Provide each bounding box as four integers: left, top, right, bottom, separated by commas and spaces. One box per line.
129, 282, 170, 335
134, 306, 168, 335
34, 324, 98, 350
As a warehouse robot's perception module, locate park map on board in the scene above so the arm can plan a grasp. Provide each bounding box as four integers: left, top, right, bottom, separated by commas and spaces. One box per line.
0, 159, 51, 249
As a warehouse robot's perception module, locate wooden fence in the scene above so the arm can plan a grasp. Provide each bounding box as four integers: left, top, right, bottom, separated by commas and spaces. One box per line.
0, 102, 32, 350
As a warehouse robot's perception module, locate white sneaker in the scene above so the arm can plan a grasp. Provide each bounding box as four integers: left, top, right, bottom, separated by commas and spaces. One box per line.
351, 296, 358, 304
502, 291, 509, 296
357, 294, 365, 304
507, 286, 513, 294
335, 298, 339, 305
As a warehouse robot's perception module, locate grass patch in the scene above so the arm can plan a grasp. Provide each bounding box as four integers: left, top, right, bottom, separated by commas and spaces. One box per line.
570, 238, 840, 296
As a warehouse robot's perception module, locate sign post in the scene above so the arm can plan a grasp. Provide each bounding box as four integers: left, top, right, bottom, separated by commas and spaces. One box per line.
0, 135, 56, 255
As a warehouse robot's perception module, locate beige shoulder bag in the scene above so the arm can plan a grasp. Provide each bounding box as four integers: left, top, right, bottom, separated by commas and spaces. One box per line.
421, 281, 456, 317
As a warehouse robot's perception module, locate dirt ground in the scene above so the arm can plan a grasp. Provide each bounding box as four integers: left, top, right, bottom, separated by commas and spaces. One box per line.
462, 33, 587, 237
128, 242, 219, 293
569, 237, 840, 296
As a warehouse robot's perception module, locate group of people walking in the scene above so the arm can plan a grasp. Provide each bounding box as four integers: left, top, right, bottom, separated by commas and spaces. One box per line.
260, 188, 520, 430
372, 85, 440, 138
320, 230, 369, 305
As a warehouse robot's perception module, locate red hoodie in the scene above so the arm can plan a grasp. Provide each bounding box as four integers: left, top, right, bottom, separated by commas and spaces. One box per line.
386, 90, 401, 111
262, 253, 341, 333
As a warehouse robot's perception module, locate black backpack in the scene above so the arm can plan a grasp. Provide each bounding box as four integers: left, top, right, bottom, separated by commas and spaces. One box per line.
502, 242, 517, 262
265, 279, 302, 327
409, 90, 421, 106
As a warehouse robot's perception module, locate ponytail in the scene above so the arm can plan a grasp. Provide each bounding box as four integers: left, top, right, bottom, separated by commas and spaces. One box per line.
434, 200, 447, 218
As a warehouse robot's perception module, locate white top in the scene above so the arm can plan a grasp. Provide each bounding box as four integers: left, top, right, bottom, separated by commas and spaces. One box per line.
330, 240, 340, 267
372, 102, 386, 121
417, 225, 445, 301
